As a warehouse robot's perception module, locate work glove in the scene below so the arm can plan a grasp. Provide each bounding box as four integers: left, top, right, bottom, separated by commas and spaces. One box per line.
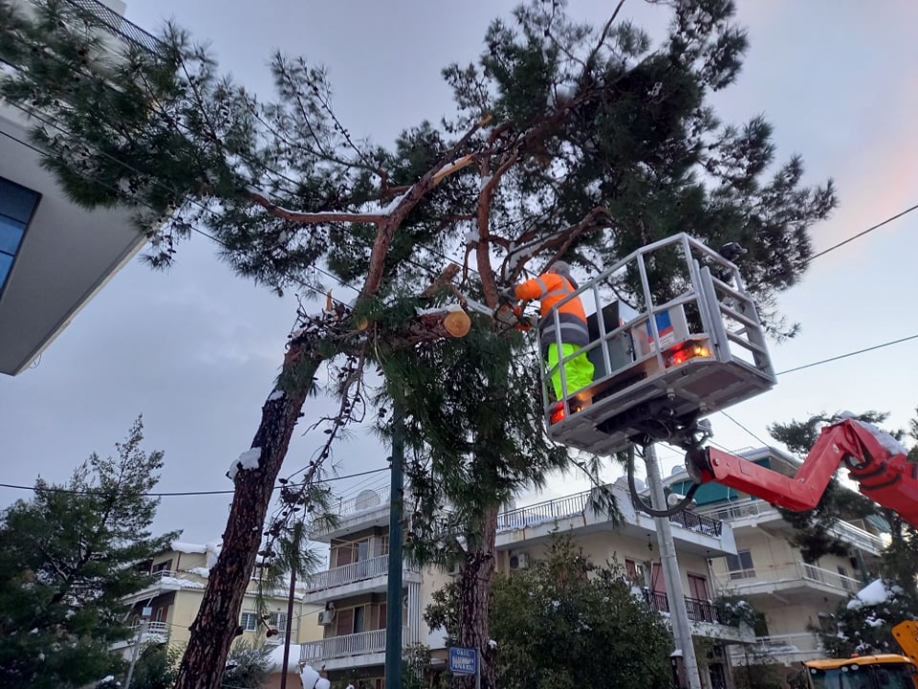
499, 287, 517, 302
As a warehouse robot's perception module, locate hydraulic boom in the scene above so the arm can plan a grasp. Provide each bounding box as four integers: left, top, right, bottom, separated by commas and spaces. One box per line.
688, 416, 918, 528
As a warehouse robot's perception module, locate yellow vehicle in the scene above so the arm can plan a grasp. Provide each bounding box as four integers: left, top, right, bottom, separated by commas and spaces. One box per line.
803, 622, 918, 689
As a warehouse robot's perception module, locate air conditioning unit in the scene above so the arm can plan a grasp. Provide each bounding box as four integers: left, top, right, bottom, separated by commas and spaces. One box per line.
509, 553, 529, 570
318, 610, 336, 625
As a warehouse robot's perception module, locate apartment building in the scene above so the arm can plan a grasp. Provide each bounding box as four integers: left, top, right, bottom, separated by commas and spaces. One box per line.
0, 0, 154, 375
300, 478, 754, 689
668, 446, 888, 667
296, 485, 425, 688
118, 540, 324, 686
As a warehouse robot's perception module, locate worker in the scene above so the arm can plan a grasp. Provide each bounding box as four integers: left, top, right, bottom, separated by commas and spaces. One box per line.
502, 261, 595, 400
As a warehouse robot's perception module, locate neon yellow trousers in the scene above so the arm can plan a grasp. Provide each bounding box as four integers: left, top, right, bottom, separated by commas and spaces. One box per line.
547, 343, 595, 399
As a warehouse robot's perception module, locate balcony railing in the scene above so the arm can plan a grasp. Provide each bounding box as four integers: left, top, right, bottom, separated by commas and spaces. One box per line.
497, 492, 590, 532
667, 510, 722, 537
721, 561, 860, 594
62, 0, 164, 54
300, 627, 412, 662
496, 488, 724, 540
730, 633, 824, 663
305, 555, 419, 592
125, 620, 169, 641
332, 487, 391, 518
702, 500, 884, 553
642, 591, 723, 625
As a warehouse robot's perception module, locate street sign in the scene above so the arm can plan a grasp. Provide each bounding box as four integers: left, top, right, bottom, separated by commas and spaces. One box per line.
448, 647, 478, 675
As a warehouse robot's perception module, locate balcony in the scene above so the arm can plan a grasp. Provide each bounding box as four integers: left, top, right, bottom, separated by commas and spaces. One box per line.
701, 499, 885, 555
496, 484, 733, 557
643, 591, 753, 643
61, 0, 163, 54
719, 562, 860, 599
300, 626, 418, 670
110, 620, 169, 652
301, 554, 421, 604
313, 487, 393, 541
729, 633, 824, 665
121, 569, 206, 604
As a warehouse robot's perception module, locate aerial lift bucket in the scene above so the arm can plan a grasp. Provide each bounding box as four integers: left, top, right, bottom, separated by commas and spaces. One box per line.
541, 233, 776, 456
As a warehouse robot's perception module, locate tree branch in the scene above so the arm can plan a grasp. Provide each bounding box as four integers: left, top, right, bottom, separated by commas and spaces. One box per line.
247, 189, 387, 225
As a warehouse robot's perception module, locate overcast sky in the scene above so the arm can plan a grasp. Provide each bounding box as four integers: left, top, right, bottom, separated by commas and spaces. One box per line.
0, 0, 916, 545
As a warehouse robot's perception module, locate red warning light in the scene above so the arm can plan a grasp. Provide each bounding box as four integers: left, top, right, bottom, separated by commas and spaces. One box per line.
549, 403, 566, 425
664, 342, 711, 368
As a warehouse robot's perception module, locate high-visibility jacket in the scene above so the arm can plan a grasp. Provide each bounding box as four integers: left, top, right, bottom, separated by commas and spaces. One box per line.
514, 273, 590, 355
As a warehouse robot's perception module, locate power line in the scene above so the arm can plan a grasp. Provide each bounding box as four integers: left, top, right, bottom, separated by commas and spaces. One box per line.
719, 411, 771, 448
0, 466, 388, 498
775, 332, 918, 376
810, 202, 918, 261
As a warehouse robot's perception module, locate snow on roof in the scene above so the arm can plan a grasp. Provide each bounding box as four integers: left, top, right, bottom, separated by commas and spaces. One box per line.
171, 541, 208, 554
847, 579, 896, 610
159, 576, 205, 590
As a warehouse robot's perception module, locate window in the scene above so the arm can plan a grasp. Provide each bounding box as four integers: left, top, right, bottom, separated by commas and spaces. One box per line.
267, 612, 287, 642
725, 550, 755, 579
240, 612, 259, 632
0, 177, 40, 294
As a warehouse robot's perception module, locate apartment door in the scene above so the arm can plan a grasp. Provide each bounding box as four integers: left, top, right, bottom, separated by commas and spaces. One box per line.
650, 562, 668, 613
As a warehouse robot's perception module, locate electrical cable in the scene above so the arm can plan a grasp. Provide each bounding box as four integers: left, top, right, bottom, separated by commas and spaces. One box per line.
0, 466, 388, 498
775, 333, 918, 376
810, 202, 918, 260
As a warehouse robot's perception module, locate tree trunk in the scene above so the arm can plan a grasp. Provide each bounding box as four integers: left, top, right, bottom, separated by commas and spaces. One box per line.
457, 506, 499, 689
173, 347, 323, 689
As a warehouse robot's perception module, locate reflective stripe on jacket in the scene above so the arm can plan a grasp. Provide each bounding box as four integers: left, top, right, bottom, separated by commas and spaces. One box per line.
514, 273, 590, 355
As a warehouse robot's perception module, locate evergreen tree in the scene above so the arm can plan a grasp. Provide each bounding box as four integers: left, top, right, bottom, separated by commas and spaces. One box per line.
221, 640, 272, 689
425, 535, 672, 689
0, 417, 179, 689
0, 1, 838, 686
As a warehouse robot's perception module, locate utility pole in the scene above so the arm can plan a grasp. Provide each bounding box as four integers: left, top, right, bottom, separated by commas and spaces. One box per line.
279, 568, 298, 689
385, 403, 406, 689
124, 607, 151, 689
644, 444, 703, 689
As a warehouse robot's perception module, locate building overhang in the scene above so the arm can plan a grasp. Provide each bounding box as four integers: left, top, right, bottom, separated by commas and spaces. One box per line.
0, 113, 148, 375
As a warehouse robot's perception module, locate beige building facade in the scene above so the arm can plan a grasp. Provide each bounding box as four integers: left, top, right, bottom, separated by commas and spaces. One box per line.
300, 479, 755, 689
118, 541, 324, 686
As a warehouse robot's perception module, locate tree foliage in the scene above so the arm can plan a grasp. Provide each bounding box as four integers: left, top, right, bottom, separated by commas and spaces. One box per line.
426, 536, 673, 689
0, 418, 178, 689
0, 0, 840, 685
221, 639, 272, 689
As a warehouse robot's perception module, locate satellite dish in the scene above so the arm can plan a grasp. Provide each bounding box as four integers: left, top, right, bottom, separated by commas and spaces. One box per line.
354, 489, 381, 511
632, 478, 646, 492
671, 465, 687, 476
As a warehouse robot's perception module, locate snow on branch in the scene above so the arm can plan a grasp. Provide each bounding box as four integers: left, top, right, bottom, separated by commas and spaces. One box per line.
226, 447, 263, 482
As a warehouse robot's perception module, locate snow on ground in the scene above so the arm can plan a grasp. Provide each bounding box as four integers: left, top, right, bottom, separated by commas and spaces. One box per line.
847, 579, 894, 609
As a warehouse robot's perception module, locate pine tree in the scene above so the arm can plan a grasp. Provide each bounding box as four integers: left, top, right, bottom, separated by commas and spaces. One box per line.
0, 1, 838, 686
0, 417, 179, 689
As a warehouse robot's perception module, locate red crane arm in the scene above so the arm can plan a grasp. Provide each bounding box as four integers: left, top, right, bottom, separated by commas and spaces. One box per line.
695, 419, 918, 528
